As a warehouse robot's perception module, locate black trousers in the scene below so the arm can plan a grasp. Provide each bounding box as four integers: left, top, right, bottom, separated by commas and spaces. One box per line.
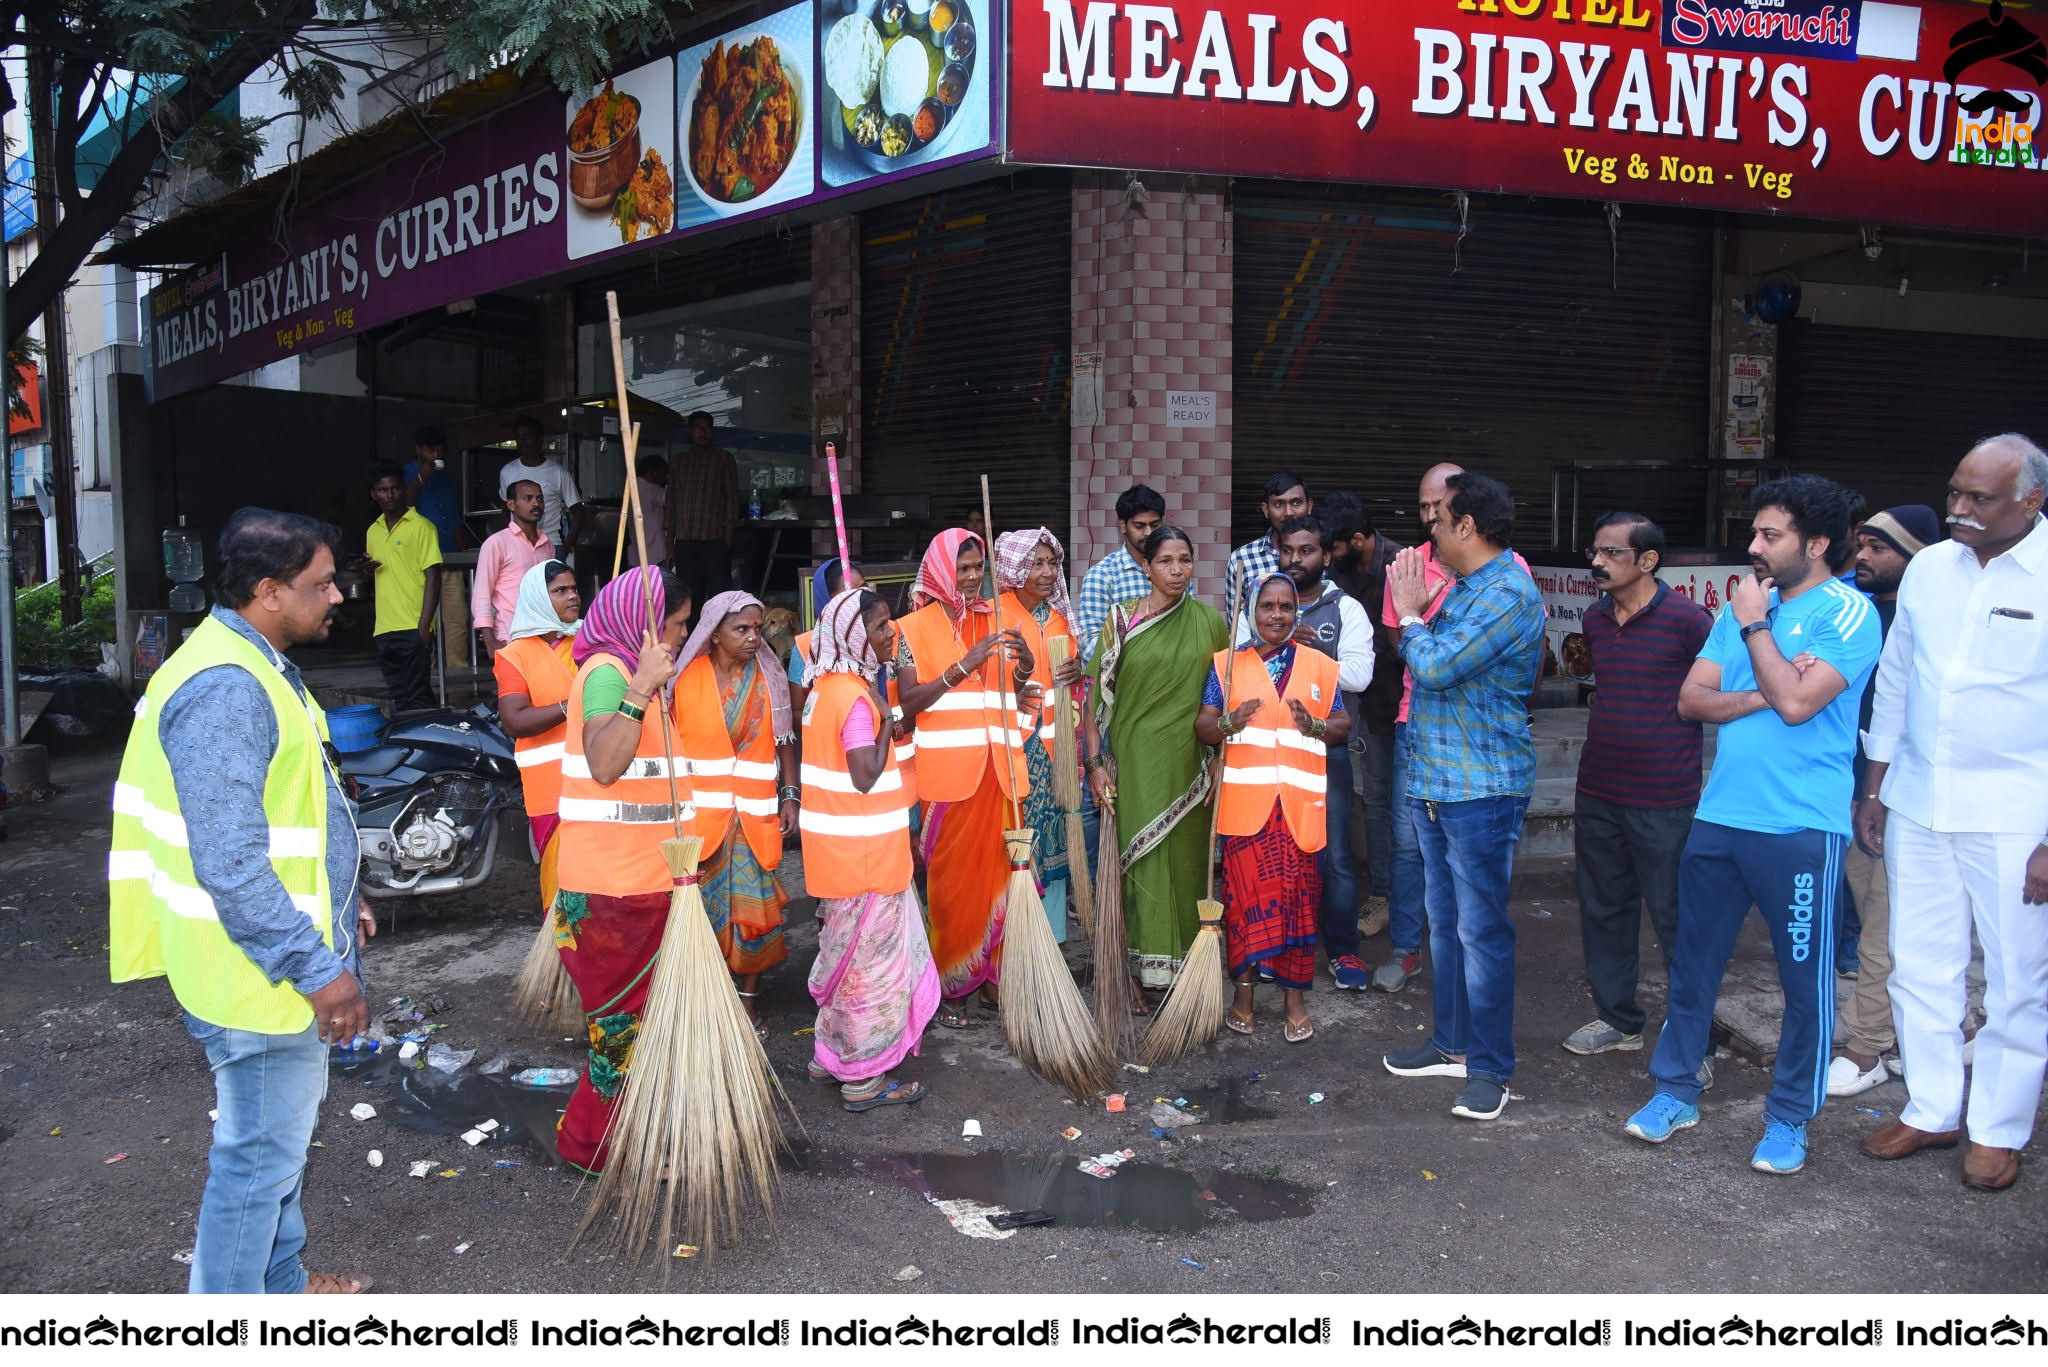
374, 631, 435, 712
1573, 791, 1692, 1036
672, 538, 731, 618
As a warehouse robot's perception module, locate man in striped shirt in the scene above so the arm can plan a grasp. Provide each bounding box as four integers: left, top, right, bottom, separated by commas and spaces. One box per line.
1565, 513, 1712, 1058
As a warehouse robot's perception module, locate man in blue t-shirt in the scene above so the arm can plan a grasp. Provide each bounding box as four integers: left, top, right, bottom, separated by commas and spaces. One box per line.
402, 424, 470, 669
1623, 476, 1881, 1177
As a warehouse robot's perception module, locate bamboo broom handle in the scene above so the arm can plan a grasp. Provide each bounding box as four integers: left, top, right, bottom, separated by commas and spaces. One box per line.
1203, 559, 1242, 903
981, 475, 1025, 829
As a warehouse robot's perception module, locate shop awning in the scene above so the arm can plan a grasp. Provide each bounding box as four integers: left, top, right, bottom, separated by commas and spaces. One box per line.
94, 65, 540, 271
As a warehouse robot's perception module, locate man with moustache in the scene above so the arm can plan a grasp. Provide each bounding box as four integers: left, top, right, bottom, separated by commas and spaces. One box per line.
1858, 436, 2048, 1191
1321, 491, 1405, 940
110, 509, 376, 1293
1625, 476, 1879, 1176
1825, 504, 1940, 1099
1563, 513, 1712, 1058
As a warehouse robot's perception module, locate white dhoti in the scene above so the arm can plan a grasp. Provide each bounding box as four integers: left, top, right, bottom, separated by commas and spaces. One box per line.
1886, 813, 2048, 1150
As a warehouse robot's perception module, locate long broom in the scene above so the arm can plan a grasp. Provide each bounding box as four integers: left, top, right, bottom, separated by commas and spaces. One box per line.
575, 291, 790, 1264
1047, 634, 1093, 942
1091, 802, 1135, 1062
983, 478, 1114, 1102
1139, 561, 1240, 1065
510, 825, 582, 1034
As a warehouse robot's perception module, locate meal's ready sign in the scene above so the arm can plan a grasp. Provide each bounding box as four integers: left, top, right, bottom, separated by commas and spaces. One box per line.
1004, 0, 2048, 235
1165, 390, 1216, 426
146, 1, 1002, 401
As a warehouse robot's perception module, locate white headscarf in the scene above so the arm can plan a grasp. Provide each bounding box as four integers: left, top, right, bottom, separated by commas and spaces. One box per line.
506, 560, 578, 642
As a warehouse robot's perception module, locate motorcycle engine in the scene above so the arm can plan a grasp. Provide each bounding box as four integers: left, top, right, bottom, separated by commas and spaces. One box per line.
391, 775, 498, 873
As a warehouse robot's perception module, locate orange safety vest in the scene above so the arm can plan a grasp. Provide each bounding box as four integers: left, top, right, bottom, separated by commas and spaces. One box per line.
556, 652, 695, 897
799, 673, 914, 899
898, 602, 1029, 804
673, 655, 783, 871
999, 589, 1074, 732
798, 627, 917, 802
1213, 645, 1338, 850
497, 634, 576, 820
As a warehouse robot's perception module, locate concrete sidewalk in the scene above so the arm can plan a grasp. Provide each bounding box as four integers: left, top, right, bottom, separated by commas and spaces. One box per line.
1, 744, 2040, 1295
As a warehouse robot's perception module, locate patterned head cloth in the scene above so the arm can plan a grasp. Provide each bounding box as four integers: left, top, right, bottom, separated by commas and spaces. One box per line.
674, 589, 793, 741
506, 559, 578, 643
808, 587, 886, 684
1248, 571, 1299, 644
573, 565, 670, 674
994, 527, 1074, 626
910, 527, 993, 630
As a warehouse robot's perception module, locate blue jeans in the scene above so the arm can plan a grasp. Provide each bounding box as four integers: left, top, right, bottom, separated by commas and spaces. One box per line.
183, 1014, 329, 1293
1388, 723, 1433, 956
1650, 820, 1842, 1127
1079, 780, 1102, 885
1352, 729, 1395, 900
1412, 793, 1529, 1085
1319, 743, 1359, 960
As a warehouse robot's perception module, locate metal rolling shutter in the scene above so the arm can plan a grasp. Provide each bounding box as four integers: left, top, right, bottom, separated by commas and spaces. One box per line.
860, 172, 1072, 556
1777, 320, 2048, 513
570, 226, 812, 324
1233, 186, 1713, 552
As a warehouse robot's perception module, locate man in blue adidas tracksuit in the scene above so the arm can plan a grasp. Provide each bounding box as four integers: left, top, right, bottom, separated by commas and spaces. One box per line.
1624, 476, 1881, 1175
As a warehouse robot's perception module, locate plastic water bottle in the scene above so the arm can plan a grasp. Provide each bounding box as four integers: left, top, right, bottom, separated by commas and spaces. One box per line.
748, 490, 762, 520
163, 521, 204, 582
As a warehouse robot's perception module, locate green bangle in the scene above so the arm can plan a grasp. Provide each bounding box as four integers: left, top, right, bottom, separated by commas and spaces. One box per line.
617, 700, 646, 722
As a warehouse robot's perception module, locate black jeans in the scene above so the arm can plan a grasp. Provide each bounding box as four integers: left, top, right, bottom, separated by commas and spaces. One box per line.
374, 631, 435, 712
672, 538, 731, 617
1573, 791, 1692, 1036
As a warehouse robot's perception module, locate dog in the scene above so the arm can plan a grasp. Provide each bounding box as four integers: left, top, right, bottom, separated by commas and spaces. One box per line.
761, 605, 799, 666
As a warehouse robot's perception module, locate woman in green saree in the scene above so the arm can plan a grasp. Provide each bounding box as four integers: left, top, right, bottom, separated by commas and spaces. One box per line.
1083, 526, 1230, 1005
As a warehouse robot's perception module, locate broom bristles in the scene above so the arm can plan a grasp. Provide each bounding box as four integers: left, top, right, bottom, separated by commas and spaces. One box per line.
998, 829, 1115, 1101
510, 907, 583, 1035
1139, 904, 1231, 1065
575, 836, 789, 1265
1091, 824, 1136, 1060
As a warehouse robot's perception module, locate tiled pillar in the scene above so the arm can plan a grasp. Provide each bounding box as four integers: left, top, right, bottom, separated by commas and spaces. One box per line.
1069, 174, 1233, 602
811, 214, 861, 556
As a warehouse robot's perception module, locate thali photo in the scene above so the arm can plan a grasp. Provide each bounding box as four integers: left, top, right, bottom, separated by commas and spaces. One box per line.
819, 0, 983, 183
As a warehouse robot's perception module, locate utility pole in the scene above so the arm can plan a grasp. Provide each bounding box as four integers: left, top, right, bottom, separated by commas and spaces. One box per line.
26, 43, 82, 625
2, 256, 17, 747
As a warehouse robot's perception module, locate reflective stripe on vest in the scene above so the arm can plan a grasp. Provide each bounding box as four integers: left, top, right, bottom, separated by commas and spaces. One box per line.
673, 656, 784, 870
496, 635, 574, 819
800, 674, 914, 900
898, 603, 1028, 804
107, 615, 335, 1034
555, 652, 696, 897
1212, 646, 1337, 849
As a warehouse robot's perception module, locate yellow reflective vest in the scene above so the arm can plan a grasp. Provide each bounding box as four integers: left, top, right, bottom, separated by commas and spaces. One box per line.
108, 614, 336, 1033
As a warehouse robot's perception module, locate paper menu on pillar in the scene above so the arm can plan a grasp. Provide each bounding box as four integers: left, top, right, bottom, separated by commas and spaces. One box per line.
1071, 349, 1103, 428
1723, 354, 1771, 460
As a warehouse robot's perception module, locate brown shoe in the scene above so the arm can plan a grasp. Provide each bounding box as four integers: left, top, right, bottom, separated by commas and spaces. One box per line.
302, 1271, 373, 1293
1963, 1144, 2021, 1191
1859, 1120, 1962, 1160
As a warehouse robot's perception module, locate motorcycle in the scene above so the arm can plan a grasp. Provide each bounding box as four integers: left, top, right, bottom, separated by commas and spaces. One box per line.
339, 704, 523, 898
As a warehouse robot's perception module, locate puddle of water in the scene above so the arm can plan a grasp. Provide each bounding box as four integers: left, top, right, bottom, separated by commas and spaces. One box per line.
331, 1054, 574, 1162
792, 1146, 1312, 1232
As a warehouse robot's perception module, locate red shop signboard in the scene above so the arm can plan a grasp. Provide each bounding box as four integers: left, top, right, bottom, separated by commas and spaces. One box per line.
1005, 0, 2048, 234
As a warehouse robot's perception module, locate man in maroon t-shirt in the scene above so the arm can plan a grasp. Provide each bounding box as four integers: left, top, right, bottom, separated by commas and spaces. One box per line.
1565, 512, 1712, 1057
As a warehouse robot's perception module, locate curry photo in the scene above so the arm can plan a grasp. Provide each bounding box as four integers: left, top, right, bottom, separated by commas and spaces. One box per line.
674, 4, 817, 224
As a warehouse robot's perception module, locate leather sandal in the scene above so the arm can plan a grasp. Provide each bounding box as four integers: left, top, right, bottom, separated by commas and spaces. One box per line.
1284, 1015, 1315, 1044
1225, 1008, 1255, 1036
303, 1271, 372, 1294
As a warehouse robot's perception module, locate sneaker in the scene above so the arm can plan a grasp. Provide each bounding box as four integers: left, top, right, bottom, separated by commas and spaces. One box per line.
1451, 1078, 1508, 1120
1624, 1093, 1701, 1143
1751, 1119, 1808, 1175
1698, 1058, 1715, 1092
1359, 896, 1390, 939
1825, 1055, 1888, 1098
1383, 1043, 1467, 1078
1372, 952, 1421, 993
1562, 1019, 1643, 1055
1883, 1053, 1903, 1078
1835, 933, 1861, 979
1331, 954, 1369, 991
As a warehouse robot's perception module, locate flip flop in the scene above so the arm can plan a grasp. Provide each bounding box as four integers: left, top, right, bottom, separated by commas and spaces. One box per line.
842, 1079, 926, 1112
1284, 1015, 1315, 1044
303, 1271, 373, 1294
1226, 1008, 1256, 1036
937, 1002, 972, 1030
806, 1061, 834, 1083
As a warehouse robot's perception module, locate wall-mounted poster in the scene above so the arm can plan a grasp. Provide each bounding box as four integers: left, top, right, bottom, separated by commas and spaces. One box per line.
565, 57, 677, 261
674, 2, 818, 229
817, 0, 992, 186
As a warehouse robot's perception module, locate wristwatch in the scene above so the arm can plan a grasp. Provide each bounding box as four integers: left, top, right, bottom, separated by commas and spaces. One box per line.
1740, 620, 1773, 641
1398, 614, 1425, 630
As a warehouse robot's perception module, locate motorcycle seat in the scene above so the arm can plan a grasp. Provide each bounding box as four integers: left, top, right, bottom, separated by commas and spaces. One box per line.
338, 745, 408, 777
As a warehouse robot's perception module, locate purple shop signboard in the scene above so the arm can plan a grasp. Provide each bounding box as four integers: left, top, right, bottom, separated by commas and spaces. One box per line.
146, 0, 1001, 401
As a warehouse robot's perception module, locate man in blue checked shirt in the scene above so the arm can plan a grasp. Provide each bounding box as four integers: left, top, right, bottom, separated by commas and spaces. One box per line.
1379, 472, 1546, 1123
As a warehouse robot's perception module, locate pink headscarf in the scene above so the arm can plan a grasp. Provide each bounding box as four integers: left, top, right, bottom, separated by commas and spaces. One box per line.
910, 528, 993, 633
674, 590, 794, 743
994, 527, 1074, 626
573, 565, 668, 675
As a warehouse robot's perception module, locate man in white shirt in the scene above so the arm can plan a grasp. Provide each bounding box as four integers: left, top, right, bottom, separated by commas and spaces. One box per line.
1278, 513, 1375, 990
496, 416, 586, 553
1855, 433, 2048, 1192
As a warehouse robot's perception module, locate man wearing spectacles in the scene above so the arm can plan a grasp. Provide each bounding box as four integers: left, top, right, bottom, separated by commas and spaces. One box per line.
1564, 514, 1711, 1060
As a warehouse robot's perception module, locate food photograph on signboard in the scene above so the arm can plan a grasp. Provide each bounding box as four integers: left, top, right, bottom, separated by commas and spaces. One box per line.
565, 56, 677, 260
674, 2, 818, 227
817, 0, 990, 185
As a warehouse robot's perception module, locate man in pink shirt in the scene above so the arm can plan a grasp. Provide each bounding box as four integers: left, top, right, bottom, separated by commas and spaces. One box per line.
473, 479, 556, 651
1372, 462, 1539, 992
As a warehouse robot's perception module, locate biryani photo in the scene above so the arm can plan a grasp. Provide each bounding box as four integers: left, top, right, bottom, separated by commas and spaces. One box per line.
610, 149, 674, 243
566, 80, 643, 210
688, 36, 799, 203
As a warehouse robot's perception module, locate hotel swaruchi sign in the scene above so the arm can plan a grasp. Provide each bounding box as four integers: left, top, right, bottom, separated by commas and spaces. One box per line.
1004, 0, 2048, 234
